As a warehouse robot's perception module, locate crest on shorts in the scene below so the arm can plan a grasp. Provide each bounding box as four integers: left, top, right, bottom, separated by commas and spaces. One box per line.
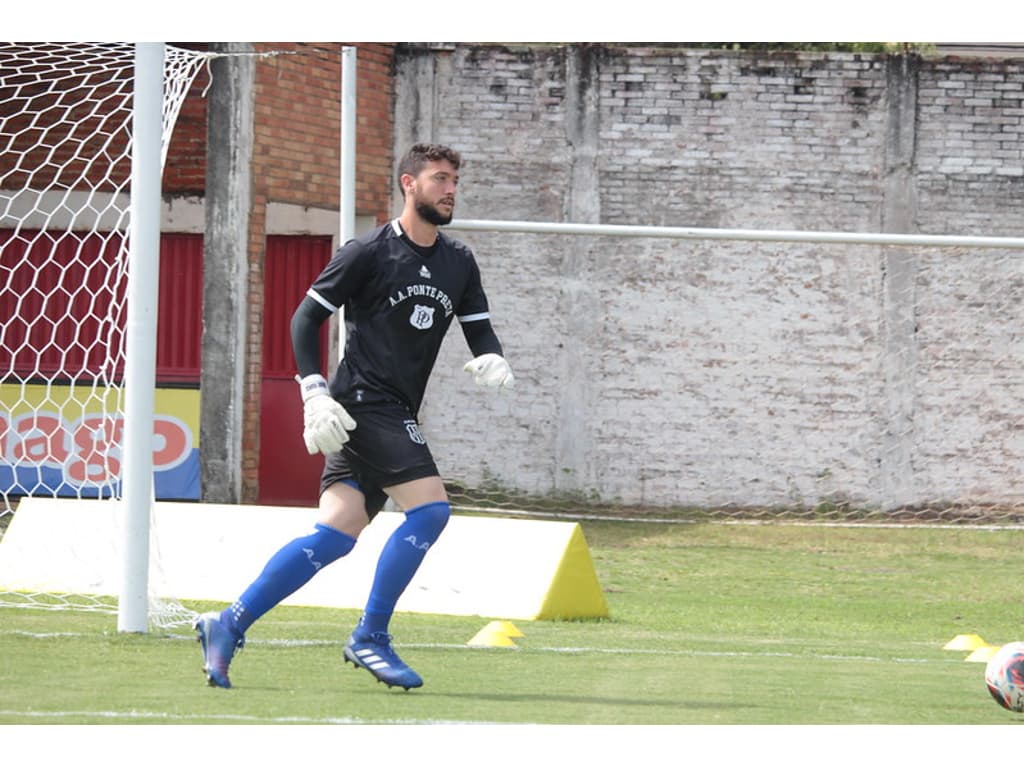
409, 304, 434, 330
404, 419, 426, 445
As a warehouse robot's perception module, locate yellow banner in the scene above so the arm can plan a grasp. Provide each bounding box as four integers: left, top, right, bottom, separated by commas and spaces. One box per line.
0, 383, 200, 499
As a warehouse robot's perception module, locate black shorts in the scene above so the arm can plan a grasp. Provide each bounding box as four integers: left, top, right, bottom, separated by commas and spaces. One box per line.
319, 400, 439, 517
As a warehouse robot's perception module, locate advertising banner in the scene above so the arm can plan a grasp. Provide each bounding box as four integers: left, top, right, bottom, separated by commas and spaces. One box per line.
0, 384, 200, 500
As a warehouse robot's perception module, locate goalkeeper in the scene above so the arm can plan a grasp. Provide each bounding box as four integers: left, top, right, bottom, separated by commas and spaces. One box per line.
194, 143, 514, 691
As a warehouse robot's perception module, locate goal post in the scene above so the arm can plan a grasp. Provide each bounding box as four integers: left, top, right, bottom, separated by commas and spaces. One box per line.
118, 42, 163, 633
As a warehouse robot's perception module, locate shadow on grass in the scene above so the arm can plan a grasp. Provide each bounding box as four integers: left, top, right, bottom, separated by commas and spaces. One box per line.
425, 688, 745, 712
345, 686, 748, 711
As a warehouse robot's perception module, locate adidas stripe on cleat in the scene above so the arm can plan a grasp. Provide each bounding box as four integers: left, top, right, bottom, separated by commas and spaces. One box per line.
343, 631, 423, 690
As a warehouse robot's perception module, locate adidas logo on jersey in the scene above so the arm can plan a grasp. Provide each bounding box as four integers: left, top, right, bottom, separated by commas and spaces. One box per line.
419, 265, 431, 278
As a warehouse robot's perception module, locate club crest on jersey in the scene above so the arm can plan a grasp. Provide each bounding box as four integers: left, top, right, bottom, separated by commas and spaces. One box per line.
409, 304, 434, 330
404, 419, 426, 445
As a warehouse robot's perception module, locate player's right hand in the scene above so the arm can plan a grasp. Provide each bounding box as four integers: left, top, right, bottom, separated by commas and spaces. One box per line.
297, 374, 356, 455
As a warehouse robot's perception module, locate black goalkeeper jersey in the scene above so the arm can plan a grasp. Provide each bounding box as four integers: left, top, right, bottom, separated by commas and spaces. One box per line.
306, 219, 492, 416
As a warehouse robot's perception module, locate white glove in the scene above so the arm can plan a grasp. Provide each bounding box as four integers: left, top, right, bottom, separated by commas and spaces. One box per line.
297, 374, 356, 455
463, 353, 514, 389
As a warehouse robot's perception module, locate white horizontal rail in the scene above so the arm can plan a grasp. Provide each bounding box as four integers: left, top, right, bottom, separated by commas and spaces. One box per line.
446, 218, 1024, 250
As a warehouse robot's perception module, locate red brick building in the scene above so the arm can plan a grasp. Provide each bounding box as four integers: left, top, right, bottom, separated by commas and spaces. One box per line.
206, 43, 397, 505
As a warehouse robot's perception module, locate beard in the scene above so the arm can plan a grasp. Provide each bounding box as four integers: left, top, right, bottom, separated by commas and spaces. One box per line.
415, 199, 453, 226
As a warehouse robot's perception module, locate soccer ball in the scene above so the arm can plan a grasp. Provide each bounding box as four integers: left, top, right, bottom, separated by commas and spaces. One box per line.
984, 641, 1024, 712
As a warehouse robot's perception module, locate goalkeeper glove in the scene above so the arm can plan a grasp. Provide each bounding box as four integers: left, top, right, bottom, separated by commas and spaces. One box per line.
463, 353, 515, 389
297, 374, 356, 455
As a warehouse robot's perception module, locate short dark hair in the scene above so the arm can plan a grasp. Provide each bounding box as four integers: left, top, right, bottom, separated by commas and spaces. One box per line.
397, 143, 461, 196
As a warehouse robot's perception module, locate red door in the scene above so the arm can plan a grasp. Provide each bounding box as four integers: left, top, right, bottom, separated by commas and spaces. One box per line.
258, 235, 332, 506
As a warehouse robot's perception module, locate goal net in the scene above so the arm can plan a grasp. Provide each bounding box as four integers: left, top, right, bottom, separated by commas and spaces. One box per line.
0, 42, 212, 627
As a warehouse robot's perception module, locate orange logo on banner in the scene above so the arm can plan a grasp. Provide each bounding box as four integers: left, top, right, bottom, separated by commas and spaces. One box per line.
3, 412, 193, 487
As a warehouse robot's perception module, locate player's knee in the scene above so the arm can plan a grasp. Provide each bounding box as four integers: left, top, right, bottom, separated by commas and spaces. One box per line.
313, 522, 358, 563
406, 500, 450, 537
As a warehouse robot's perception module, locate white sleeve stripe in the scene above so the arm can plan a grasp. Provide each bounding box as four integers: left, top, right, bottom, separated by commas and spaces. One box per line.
307, 288, 338, 313
458, 311, 491, 323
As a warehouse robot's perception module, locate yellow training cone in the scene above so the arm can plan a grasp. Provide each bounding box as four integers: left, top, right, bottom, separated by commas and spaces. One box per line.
467, 620, 522, 648
497, 620, 525, 638
944, 634, 988, 651
965, 645, 1000, 663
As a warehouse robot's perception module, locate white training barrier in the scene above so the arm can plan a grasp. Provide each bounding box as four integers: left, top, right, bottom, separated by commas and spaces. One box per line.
0, 498, 609, 620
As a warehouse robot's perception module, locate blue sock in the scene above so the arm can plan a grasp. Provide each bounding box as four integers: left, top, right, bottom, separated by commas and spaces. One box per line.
221, 523, 356, 636
356, 500, 450, 638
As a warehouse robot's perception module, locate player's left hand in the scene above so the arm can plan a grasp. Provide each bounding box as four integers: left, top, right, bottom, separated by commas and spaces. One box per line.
464, 353, 514, 389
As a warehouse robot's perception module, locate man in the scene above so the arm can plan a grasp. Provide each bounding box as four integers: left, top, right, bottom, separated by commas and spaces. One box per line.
194, 144, 514, 691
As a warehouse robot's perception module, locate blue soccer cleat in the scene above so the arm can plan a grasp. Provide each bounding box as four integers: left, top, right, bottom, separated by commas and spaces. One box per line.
343, 631, 423, 690
194, 611, 244, 689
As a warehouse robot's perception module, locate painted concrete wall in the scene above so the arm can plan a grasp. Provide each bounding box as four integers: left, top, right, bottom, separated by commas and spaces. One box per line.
395, 45, 1024, 512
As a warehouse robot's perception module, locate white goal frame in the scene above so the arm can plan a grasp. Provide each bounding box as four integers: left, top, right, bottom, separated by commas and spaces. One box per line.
117, 42, 163, 633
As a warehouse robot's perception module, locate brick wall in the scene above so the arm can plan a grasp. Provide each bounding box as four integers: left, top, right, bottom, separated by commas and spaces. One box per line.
234, 43, 395, 500
163, 43, 396, 214
394, 44, 1024, 512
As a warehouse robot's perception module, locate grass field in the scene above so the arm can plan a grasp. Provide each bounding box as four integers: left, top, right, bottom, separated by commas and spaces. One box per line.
2, 517, 1023, 760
